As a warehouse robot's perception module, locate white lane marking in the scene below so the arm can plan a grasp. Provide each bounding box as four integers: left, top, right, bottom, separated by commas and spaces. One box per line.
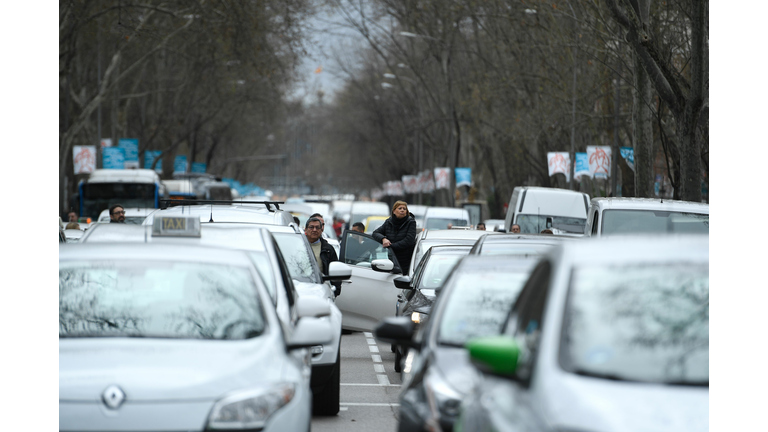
341, 402, 400, 407
363, 332, 373, 337
366, 338, 376, 345
368, 345, 379, 353
340, 383, 401, 387
371, 354, 382, 363
377, 374, 391, 385
340, 407, 349, 411
373, 364, 385, 373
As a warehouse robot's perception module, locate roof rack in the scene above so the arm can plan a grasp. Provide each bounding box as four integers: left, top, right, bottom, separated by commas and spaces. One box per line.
159, 199, 284, 211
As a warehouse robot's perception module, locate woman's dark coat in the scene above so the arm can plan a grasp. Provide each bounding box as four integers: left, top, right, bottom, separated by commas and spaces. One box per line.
371, 212, 417, 272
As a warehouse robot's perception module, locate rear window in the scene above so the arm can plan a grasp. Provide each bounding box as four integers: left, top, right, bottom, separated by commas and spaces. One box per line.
59, 260, 265, 340
601, 210, 709, 236
425, 218, 469, 230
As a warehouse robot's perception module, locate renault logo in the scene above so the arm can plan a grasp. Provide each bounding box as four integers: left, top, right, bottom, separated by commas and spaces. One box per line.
102, 385, 126, 409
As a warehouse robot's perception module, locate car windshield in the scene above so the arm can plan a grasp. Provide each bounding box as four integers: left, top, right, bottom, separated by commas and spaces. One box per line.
479, 242, 554, 256
601, 210, 709, 236
516, 214, 586, 234
560, 263, 709, 385
124, 216, 147, 225
413, 239, 475, 271
437, 267, 533, 347
416, 255, 465, 289
272, 233, 321, 283
425, 218, 468, 230
59, 260, 265, 340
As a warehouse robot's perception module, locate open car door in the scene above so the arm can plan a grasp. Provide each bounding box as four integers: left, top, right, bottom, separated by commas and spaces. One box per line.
335, 230, 402, 331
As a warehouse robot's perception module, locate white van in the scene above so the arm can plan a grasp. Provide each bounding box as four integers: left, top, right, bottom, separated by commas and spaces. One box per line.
504, 186, 590, 235
349, 201, 390, 225
422, 207, 471, 230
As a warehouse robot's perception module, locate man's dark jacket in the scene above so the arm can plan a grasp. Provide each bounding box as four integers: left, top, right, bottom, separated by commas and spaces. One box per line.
317, 237, 342, 295
371, 213, 417, 273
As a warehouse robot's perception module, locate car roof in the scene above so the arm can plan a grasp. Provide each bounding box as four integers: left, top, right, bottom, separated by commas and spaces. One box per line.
424, 207, 469, 216
479, 233, 576, 243
422, 229, 499, 240
60, 242, 256, 267
425, 245, 473, 255
453, 254, 540, 272
590, 197, 709, 213
143, 205, 292, 225
550, 234, 709, 267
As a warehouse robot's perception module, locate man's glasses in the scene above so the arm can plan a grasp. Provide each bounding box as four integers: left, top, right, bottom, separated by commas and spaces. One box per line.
112, 211, 125, 215
306, 226, 322, 231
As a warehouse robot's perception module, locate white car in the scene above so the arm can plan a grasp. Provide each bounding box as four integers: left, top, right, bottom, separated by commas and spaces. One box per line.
408, 228, 500, 276
584, 197, 709, 237
458, 235, 709, 432
422, 207, 471, 230
59, 241, 332, 432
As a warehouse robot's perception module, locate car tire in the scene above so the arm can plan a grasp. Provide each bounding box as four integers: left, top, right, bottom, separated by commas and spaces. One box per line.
394, 348, 402, 373
313, 348, 341, 416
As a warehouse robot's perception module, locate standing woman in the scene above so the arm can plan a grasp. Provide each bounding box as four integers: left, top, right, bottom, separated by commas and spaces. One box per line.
372, 200, 417, 274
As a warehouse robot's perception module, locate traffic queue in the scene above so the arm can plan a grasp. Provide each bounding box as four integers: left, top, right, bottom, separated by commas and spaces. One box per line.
59, 194, 709, 432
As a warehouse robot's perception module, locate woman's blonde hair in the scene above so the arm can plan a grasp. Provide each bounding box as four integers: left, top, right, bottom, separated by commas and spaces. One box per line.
392, 200, 409, 214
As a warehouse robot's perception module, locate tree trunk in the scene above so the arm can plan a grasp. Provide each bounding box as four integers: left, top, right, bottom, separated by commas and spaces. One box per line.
633, 54, 653, 198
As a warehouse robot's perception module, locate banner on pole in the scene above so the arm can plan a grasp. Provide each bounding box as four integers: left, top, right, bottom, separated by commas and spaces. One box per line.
455, 168, 472, 187
100, 138, 112, 148
191, 162, 207, 173
144, 151, 163, 173
402, 175, 418, 194
118, 138, 139, 169
434, 167, 450, 189
575, 152, 590, 181
73, 146, 96, 174
620, 147, 635, 172
418, 170, 435, 193
587, 146, 612, 178
547, 152, 571, 182
102, 147, 125, 169
174, 155, 188, 173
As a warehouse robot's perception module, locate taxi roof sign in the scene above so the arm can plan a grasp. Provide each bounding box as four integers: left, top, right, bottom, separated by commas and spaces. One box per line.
152, 216, 201, 237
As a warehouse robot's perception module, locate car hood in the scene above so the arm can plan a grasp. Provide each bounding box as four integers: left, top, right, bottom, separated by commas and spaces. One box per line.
431, 346, 482, 396
542, 371, 708, 432
60, 333, 286, 401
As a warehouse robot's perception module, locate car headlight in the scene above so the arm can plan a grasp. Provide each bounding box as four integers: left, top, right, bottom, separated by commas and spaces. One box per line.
411, 312, 422, 323
207, 384, 296, 430
424, 369, 462, 418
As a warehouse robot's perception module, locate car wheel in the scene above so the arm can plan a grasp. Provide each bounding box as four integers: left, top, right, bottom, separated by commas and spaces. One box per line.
313, 348, 341, 416
394, 348, 402, 373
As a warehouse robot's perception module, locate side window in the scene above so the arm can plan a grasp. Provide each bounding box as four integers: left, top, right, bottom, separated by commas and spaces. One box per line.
591, 211, 600, 236
271, 238, 297, 308
342, 231, 386, 266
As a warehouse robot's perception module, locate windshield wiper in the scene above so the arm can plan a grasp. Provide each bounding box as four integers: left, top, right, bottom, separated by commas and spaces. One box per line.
571, 368, 630, 382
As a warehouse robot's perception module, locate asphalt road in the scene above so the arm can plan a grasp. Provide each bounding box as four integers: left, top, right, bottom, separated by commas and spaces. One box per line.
312, 331, 403, 432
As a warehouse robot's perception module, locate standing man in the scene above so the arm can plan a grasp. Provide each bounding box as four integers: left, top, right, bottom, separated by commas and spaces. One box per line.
510, 224, 521, 233
67, 210, 78, 223
109, 204, 126, 223
305, 217, 342, 296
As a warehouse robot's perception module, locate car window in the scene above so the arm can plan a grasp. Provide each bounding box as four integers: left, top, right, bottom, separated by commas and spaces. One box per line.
272, 233, 321, 284
59, 260, 265, 340
437, 266, 534, 347
425, 218, 469, 230
248, 251, 277, 303
601, 210, 709, 236
516, 215, 586, 234
560, 263, 708, 385
342, 231, 400, 271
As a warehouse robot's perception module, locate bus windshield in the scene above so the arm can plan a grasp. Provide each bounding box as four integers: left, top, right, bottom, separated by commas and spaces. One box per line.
81, 183, 157, 219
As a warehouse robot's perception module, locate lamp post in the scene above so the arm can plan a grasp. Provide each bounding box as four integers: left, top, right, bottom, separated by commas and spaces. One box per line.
399, 31, 457, 207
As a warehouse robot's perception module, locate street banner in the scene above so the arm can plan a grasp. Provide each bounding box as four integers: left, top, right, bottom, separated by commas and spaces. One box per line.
575, 152, 590, 180
455, 168, 472, 187
402, 175, 418, 194
100, 138, 112, 148
119, 138, 139, 169
73, 146, 96, 174
371, 188, 385, 201
587, 146, 612, 178
384, 180, 404, 196
191, 162, 207, 173
434, 167, 450, 189
144, 150, 163, 173
174, 155, 188, 173
547, 152, 570, 182
102, 147, 125, 169
620, 147, 635, 171
423, 170, 435, 193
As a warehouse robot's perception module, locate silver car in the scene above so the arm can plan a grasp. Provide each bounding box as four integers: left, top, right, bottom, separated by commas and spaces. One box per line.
59, 242, 332, 431
458, 235, 709, 432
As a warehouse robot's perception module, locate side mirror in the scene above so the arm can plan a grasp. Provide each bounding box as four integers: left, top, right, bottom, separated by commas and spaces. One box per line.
466, 336, 520, 376
296, 296, 331, 319
373, 316, 420, 350
394, 275, 412, 289
371, 259, 394, 273
287, 317, 333, 350
323, 261, 352, 281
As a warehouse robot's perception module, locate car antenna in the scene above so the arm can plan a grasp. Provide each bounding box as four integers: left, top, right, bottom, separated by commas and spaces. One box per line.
209, 204, 214, 222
